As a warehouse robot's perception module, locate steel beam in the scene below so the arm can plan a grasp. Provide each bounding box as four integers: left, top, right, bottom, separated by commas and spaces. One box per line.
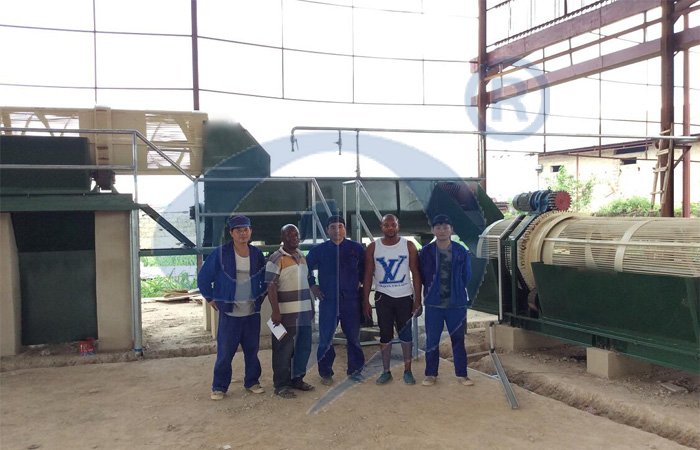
478, 0, 487, 191
485, 0, 660, 70
480, 25, 700, 104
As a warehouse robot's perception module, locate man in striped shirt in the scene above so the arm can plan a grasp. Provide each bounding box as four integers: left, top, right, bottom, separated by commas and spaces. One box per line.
265, 224, 315, 398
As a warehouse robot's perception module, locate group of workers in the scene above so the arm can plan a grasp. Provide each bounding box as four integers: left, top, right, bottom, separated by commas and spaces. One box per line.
197, 212, 474, 400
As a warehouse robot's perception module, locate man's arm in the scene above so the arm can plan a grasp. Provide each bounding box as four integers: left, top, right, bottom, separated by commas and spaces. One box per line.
362, 242, 376, 318
267, 281, 282, 325
408, 241, 422, 316
357, 243, 365, 289
306, 245, 323, 300
197, 250, 219, 311
463, 247, 473, 306
264, 258, 282, 325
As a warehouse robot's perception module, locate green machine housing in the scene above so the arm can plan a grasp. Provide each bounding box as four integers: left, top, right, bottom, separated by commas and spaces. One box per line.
474, 193, 700, 373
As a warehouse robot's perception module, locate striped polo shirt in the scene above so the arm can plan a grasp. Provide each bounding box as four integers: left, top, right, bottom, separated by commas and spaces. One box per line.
265, 247, 314, 327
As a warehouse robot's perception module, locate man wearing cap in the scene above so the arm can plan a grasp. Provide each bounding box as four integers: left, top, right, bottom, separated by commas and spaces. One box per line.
418, 214, 474, 387
306, 215, 365, 385
197, 215, 267, 401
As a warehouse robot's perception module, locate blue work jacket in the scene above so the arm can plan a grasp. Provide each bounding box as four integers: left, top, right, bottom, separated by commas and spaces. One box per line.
306, 238, 364, 301
419, 240, 472, 308
197, 243, 266, 314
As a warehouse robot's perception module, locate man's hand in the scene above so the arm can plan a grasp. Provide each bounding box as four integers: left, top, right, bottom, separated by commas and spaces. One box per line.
363, 301, 372, 319
412, 301, 423, 318
310, 285, 324, 301
208, 301, 218, 311
271, 310, 282, 325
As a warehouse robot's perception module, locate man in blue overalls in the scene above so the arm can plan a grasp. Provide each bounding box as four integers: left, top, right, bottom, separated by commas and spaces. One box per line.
198, 215, 267, 400
306, 215, 365, 385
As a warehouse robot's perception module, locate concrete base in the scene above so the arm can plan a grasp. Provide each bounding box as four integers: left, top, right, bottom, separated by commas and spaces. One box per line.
94, 211, 134, 352
586, 347, 654, 379
0, 213, 22, 356
203, 296, 273, 340
494, 325, 565, 351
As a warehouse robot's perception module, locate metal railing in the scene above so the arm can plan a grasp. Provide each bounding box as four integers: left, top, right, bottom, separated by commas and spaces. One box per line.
342, 179, 383, 243
192, 176, 334, 251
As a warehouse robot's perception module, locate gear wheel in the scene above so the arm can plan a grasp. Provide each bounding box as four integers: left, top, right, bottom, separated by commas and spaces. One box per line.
517, 211, 576, 289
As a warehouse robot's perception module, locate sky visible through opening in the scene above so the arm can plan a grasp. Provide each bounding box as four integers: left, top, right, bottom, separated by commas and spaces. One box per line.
1, 0, 698, 206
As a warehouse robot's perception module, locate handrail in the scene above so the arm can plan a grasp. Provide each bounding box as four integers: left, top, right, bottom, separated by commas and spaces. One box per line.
192, 176, 332, 248
342, 178, 386, 243
0, 126, 196, 181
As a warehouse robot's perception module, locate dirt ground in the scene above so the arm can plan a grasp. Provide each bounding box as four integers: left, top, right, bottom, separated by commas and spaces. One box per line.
1, 299, 698, 450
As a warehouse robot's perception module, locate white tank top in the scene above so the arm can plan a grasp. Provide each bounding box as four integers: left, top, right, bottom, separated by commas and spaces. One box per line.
373, 237, 413, 297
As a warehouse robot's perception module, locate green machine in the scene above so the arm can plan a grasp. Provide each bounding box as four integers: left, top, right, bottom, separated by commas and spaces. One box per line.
475, 190, 700, 373
0, 135, 138, 348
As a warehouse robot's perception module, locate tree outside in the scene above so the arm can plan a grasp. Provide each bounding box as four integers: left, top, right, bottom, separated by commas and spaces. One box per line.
545, 166, 595, 212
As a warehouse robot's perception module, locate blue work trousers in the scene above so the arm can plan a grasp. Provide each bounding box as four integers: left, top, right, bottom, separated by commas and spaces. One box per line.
212, 312, 261, 392
317, 295, 365, 378
424, 306, 468, 377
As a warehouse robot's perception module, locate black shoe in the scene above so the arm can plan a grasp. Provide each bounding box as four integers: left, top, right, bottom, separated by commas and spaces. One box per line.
291, 380, 315, 391
274, 388, 296, 399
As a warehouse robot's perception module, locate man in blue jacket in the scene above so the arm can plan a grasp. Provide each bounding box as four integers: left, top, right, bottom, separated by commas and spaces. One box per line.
306, 215, 365, 385
418, 214, 475, 387
197, 215, 267, 400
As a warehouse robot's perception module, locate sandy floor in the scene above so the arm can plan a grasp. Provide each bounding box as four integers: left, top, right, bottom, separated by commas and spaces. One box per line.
1, 299, 698, 450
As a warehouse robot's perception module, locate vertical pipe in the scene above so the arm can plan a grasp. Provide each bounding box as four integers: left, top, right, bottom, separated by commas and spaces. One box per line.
343, 183, 347, 229
191, 0, 200, 111
477, 0, 488, 191
130, 208, 142, 356
659, 0, 675, 217
130, 132, 142, 355
355, 180, 361, 243
311, 180, 317, 243
355, 131, 361, 242
194, 177, 201, 249
682, 13, 691, 218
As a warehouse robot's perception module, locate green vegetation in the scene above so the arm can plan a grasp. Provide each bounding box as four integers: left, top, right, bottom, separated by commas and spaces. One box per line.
546, 166, 595, 212
141, 272, 197, 298
141, 255, 196, 267
595, 196, 659, 217
595, 197, 699, 217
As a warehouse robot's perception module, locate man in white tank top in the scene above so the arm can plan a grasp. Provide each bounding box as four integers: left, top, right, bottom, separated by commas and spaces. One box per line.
362, 214, 422, 385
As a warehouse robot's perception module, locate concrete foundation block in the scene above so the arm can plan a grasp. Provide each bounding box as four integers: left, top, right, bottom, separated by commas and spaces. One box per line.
494, 325, 565, 351
0, 213, 22, 356
586, 347, 654, 379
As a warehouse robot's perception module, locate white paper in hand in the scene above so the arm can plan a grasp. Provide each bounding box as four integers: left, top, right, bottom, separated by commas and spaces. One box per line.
267, 318, 287, 340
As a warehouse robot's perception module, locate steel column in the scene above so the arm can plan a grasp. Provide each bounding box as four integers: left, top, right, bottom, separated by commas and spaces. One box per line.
660, 0, 675, 217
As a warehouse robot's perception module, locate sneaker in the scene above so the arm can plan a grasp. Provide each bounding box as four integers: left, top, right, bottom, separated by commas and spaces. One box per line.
320, 376, 334, 386
210, 390, 225, 401
291, 380, 315, 391
349, 372, 364, 383
245, 384, 265, 394
460, 377, 475, 386
274, 388, 296, 399
376, 371, 393, 385
422, 376, 436, 386
403, 370, 416, 385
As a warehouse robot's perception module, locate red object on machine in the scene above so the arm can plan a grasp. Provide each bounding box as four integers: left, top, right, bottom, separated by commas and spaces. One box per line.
553, 191, 571, 211
79, 338, 95, 355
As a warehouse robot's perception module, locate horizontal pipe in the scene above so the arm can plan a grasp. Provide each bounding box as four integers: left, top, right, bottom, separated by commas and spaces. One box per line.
290, 126, 700, 143
0, 163, 133, 170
